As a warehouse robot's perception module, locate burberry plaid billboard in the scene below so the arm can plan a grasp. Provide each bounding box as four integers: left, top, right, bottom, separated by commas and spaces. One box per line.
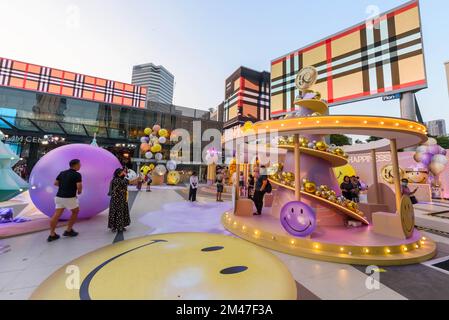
270, 0, 427, 117
224, 67, 271, 128
0, 57, 147, 108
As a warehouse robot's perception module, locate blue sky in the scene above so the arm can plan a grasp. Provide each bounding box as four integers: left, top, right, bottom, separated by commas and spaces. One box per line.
0, 0, 448, 129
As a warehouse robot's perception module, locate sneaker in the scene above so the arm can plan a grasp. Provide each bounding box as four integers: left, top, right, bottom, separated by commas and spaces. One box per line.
47, 234, 60, 242
63, 229, 79, 237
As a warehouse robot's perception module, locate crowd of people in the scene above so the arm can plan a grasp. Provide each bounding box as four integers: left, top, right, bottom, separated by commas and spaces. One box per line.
339, 175, 363, 203
215, 166, 270, 216
47, 159, 418, 242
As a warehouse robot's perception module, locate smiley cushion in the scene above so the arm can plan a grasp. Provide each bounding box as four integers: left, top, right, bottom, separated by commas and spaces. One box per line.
280, 201, 317, 237
31, 233, 297, 300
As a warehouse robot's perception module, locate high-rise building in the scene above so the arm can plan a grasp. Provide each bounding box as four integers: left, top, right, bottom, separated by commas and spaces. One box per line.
132, 63, 174, 105
426, 120, 447, 137
222, 66, 270, 130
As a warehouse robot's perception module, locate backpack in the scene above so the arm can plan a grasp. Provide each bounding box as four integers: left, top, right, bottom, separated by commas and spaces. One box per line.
265, 180, 272, 194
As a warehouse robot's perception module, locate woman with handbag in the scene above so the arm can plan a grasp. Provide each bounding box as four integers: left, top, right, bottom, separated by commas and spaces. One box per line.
108, 168, 140, 232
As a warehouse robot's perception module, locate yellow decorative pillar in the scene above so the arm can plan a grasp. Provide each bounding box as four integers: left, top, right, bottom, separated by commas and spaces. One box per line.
390, 139, 402, 212
370, 149, 380, 204
294, 134, 301, 201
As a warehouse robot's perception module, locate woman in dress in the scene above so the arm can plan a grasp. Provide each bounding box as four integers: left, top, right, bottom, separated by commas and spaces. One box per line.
108, 168, 139, 232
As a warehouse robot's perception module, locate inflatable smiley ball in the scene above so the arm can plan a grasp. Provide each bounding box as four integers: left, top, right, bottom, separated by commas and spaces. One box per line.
152, 125, 161, 134
158, 129, 169, 138
280, 201, 316, 237
144, 128, 152, 136
29, 144, 121, 220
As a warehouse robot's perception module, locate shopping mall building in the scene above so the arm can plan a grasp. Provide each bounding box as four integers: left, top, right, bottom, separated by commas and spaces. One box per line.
0, 57, 222, 177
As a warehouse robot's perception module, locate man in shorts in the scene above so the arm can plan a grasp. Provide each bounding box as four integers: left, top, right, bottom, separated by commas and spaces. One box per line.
48, 159, 83, 242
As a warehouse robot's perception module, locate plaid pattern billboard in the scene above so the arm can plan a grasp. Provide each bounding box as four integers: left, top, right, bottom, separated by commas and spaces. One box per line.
0, 57, 147, 108
270, 0, 427, 117
224, 67, 271, 127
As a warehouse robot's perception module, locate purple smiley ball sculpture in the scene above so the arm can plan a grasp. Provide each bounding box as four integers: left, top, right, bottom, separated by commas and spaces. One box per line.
29, 144, 121, 220
280, 201, 317, 237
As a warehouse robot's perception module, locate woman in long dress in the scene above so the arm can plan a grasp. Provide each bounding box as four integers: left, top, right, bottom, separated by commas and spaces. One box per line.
108, 168, 139, 232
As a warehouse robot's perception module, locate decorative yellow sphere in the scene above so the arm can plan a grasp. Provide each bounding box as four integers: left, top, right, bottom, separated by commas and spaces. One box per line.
347, 201, 358, 212
334, 148, 345, 157
315, 191, 322, 197
167, 171, 181, 185
304, 182, 317, 194
243, 121, 254, 132
144, 128, 152, 136
319, 185, 329, 192
158, 129, 169, 138
316, 141, 328, 152
151, 144, 162, 153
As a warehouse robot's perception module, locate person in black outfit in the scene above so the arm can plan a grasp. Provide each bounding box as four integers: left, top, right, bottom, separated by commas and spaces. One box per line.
340, 176, 352, 200
253, 166, 268, 215
48, 159, 83, 242
108, 168, 140, 232
247, 174, 255, 199
189, 172, 199, 202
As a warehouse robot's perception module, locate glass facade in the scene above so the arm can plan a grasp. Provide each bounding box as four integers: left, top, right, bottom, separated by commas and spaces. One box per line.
0, 86, 222, 142
0, 86, 223, 176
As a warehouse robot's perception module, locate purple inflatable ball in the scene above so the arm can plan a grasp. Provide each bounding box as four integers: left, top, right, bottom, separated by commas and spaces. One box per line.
427, 145, 441, 156
29, 144, 122, 220
420, 152, 433, 167
280, 201, 317, 237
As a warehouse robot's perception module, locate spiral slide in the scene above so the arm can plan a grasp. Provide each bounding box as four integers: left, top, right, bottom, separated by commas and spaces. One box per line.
222, 73, 436, 265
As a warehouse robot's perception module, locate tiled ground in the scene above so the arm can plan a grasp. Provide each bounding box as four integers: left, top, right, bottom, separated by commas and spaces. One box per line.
1, 188, 449, 300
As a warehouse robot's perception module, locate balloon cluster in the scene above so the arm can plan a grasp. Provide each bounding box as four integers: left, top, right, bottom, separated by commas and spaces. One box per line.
205, 148, 220, 165
140, 125, 169, 161
277, 136, 347, 158
414, 138, 448, 177
139, 125, 180, 184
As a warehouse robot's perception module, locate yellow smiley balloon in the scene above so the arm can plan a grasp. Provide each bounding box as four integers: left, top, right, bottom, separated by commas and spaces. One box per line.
31, 233, 297, 300
333, 164, 357, 185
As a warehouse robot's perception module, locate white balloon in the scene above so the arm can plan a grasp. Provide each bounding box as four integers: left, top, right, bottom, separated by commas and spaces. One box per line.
126, 169, 138, 180
425, 138, 437, 146
155, 153, 163, 161
166, 160, 177, 171
416, 145, 428, 154
432, 154, 448, 166
145, 152, 153, 159
159, 137, 167, 144
155, 164, 167, 176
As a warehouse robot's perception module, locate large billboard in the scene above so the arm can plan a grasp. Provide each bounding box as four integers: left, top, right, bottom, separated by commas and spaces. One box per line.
270, 0, 427, 117
223, 67, 270, 128
0, 57, 147, 108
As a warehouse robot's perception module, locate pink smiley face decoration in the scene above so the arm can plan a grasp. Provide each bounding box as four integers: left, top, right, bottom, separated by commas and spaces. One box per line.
280, 201, 317, 237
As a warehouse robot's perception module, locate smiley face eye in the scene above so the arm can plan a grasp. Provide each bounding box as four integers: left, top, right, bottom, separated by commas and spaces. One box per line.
220, 266, 248, 275
201, 246, 224, 252
301, 209, 304, 214
291, 208, 295, 214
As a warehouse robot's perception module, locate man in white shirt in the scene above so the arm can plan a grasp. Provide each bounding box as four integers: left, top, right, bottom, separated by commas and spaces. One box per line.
189, 172, 199, 202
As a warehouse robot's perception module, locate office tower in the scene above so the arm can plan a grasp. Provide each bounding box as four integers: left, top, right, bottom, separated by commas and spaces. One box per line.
132, 63, 174, 104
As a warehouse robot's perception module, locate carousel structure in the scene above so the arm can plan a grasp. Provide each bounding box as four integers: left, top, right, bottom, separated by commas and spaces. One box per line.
222, 67, 436, 266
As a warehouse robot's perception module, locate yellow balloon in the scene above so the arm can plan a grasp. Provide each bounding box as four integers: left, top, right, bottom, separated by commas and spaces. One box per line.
151, 144, 162, 153
167, 171, 181, 185
158, 129, 169, 138
144, 128, 152, 136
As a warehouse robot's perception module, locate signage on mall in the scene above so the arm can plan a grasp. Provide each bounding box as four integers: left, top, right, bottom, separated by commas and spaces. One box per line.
1, 135, 43, 144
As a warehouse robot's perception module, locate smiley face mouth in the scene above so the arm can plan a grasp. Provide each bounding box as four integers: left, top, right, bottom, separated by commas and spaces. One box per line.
283, 217, 312, 233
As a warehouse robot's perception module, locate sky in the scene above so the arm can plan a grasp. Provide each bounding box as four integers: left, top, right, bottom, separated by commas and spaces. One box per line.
0, 0, 448, 130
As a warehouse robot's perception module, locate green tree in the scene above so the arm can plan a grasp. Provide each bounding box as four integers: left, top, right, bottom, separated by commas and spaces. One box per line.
366, 136, 382, 143
436, 136, 449, 149
330, 134, 351, 146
